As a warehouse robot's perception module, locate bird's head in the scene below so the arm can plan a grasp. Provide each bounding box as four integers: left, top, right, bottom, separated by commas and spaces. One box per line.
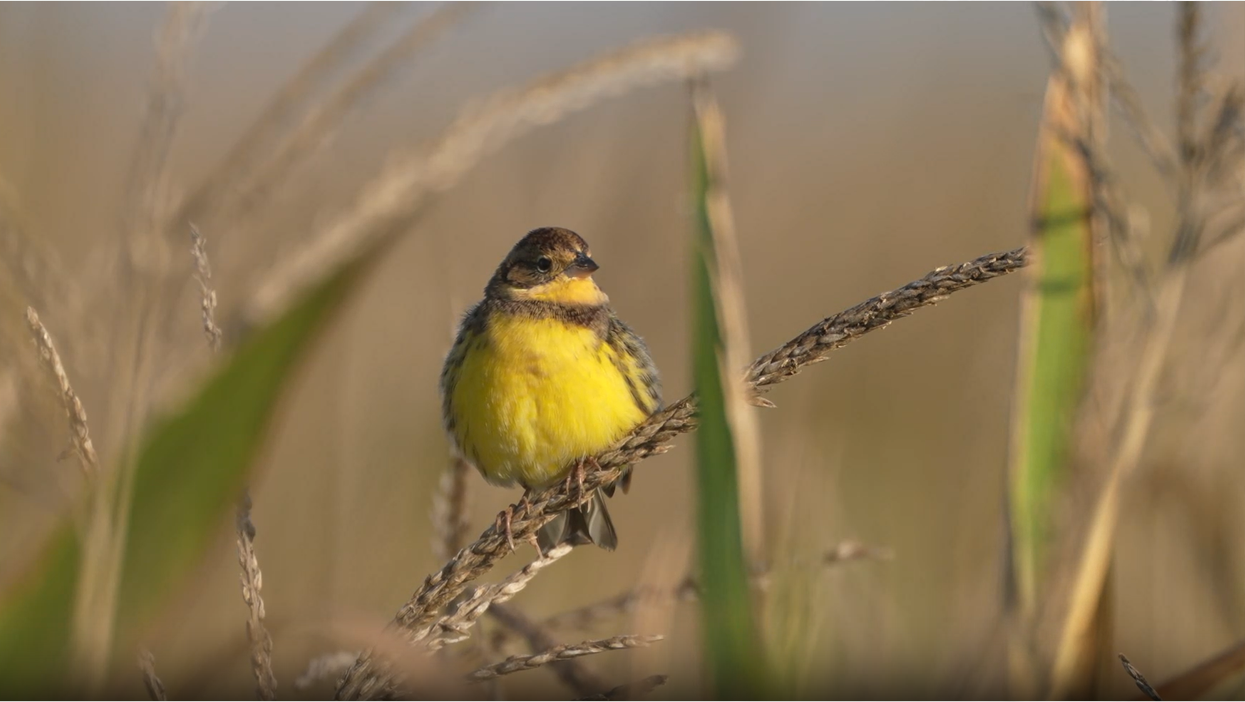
486, 227, 608, 306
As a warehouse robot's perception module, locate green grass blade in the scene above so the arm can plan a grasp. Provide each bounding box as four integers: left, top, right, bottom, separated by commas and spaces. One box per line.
1007, 60, 1098, 618
690, 80, 765, 698
0, 232, 393, 693
0, 525, 81, 696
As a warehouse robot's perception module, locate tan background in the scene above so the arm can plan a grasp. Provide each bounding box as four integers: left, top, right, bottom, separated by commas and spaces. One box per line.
2, 2, 1244, 698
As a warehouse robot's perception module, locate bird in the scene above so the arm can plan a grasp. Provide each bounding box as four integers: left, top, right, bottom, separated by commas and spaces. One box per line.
440, 227, 662, 553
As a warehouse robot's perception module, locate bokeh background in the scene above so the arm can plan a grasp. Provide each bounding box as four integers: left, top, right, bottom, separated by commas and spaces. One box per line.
1, 2, 1244, 698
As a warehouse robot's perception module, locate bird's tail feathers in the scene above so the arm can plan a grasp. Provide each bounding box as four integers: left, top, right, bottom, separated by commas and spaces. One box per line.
537, 488, 618, 552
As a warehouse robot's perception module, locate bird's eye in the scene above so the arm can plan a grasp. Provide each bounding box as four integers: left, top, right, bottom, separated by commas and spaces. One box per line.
536, 256, 553, 273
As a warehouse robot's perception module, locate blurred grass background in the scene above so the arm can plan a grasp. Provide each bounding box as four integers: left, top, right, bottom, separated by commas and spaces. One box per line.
1, 2, 1244, 698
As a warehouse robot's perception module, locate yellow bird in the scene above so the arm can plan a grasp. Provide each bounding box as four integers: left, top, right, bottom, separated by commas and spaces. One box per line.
440, 227, 662, 552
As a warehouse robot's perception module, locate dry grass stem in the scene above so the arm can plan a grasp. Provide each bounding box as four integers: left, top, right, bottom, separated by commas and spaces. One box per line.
1036, 2, 1179, 179
121, 1, 208, 276
1049, 7, 1244, 694
488, 603, 606, 696
1119, 654, 1162, 701
79, 8, 209, 689
295, 650, 361, 691
421, 544, 574, 653
525, 540, 886, 637
337, 545, 572, 699
24, 306, 99, 473
138, 649, 168, 701
1152, 638, 1245, 700
0, 183, 72, 316
247, 30, 740, 327
467, 635, 663, 683
690, 77, 765, 560
230, 3, 475, 222
237, 493, 277, 701
431, 457, 473, 561
1177, 3, 1205, 167
577, 674, 669, 701
335, 247, 1024, 699
172, 2, 405, 227
188, 224, 222, 351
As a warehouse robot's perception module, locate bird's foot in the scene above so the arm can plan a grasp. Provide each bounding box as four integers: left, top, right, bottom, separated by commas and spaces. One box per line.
564, 456, 600, 503
495, 489, 535, 554
494, 505, 516, 554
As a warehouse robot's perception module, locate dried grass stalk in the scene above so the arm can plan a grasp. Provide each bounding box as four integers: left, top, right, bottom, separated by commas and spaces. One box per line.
467, 635, 663, 683
230, 3, 475, 221
173, 2, 405, 226
82, 9, 209, 688
237, 494, 277, 701
1049, 7, 1245, 696
24, 307, 98, 473
1153, 637, 1245, 700
0, 182, 72, 317
1119, 654, 1162, 701
525, 540, 886, 636
121, 1, 208, 275
335, 247, 1026, 699
488, 603, 606, 696
431, 457, 473, 561
421, 544, 573, 652
295, 651, 362, 691
247, 30, 740, 326
138, 649, 168, 702
578, 674, 669, 701
188, 224, 222, 351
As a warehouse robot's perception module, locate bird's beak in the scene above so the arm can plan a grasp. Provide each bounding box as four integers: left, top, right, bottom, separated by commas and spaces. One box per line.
567, 252, 599, 279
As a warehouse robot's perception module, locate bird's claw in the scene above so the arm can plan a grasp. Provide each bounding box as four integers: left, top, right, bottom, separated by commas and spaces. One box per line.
495, 506, 516, 553
495, 490, 535, 555
565, 456, 601, 503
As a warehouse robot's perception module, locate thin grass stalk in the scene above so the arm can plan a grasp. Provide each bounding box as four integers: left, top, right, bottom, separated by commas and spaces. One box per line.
189, 224, 222, 351
24, 308, 99, 475
137, 649, 167, 701
171, 2, 404, 229
191, 216, 278, 699
246, 30, 740, 328
489, 541, 885, 639
228, 3, 476, 224
487, 603, 606, 696
1049, 8, 1210, 694
334, 246, 1027, 699
420, 545, 573, 653
76, 6, 207, 690
466, 635, 663, 683
237, 495, 277, 700
1153, 638, 1245, 700
1118, 654, 1162, 701
431, 457, 473, 561
579, 674, 669, 701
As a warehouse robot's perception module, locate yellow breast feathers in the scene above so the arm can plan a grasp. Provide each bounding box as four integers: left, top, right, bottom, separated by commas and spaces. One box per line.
442, 306, 659, 490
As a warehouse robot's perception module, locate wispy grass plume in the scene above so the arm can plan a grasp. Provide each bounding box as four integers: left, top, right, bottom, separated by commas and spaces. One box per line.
172, 2, 406, 227
188, 224, 222, 351
246, 30, 740, 326
24, 307, 99, 474
466, 635, 664, 684
236, 495, 276, 700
